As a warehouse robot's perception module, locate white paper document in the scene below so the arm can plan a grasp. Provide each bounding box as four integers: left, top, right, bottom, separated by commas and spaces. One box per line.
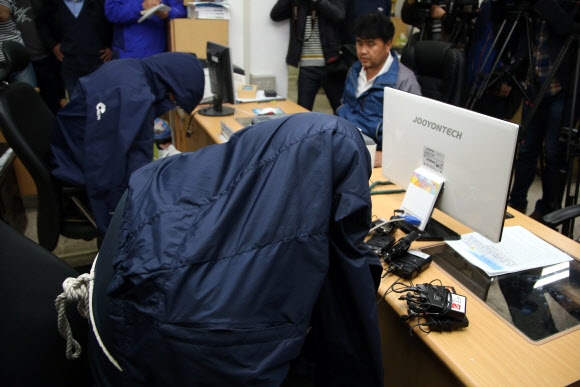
400, 166, 444, 231
446, 226, 573, 276
138, 4, 171, 23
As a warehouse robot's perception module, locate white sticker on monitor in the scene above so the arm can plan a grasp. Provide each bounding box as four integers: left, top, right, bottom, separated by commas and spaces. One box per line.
423, 146, 445, 173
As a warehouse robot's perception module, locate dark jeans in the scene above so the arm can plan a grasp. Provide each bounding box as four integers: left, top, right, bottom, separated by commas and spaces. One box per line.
32, 55, 65, 114
509, 92, 568, 215
297, 66, 345, 113
62, 61, 102, 98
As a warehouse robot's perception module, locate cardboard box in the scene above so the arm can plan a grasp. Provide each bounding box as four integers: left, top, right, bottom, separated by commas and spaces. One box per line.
168, 18, 228, 59
237, 84, 257, 100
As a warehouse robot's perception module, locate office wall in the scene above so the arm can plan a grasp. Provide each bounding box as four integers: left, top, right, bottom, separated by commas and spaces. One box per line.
228, 0, 290, 97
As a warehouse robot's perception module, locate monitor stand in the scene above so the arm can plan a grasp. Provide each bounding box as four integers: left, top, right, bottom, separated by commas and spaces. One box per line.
396, 218, 461, 241
198, 95, 235, 117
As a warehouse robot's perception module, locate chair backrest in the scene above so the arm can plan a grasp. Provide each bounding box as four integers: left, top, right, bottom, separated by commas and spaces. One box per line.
0, 220, 92, 386
0, 81, 63, 250
401, 40, 466, 106
0, 40, 30, 82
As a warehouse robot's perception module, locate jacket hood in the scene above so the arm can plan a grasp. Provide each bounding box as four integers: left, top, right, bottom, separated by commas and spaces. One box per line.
142, 52, 205, 115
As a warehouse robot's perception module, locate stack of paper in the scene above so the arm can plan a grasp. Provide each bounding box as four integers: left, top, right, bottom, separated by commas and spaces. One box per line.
446, 226, 573, 276
188, 1, 230, 20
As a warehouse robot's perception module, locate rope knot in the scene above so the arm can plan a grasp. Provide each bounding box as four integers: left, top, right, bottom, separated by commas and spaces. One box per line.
55, 272, 93, 360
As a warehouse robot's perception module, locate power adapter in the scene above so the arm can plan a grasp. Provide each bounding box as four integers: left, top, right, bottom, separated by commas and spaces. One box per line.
389, 250, 432, 279
366, 234, 395, 259
424, 315, 470, 332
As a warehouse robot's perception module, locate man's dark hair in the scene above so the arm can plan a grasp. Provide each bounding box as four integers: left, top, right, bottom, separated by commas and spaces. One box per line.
353, 13, 395, 42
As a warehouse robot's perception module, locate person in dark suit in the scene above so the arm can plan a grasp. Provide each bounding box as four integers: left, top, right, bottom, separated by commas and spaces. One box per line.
37, 0, 113, 96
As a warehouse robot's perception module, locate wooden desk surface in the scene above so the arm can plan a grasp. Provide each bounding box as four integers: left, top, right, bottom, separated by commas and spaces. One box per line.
173, 100, 308, 152
370, 168, 580, 386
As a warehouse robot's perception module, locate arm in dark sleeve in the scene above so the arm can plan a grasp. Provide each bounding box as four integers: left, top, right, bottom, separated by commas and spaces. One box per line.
401, 0, 425, 27
36, 0, 60, 51
95, 0, 114, 49
270, 0, 293, 21
316, 0, 346, 23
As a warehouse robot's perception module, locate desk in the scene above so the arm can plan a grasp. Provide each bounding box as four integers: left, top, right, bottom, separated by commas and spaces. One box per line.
370, 168, 580, 386
171, 100, 308, 153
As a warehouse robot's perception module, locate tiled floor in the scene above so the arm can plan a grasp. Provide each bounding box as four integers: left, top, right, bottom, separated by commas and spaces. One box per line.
23, 207, 98, 268
23, 69, 578, 266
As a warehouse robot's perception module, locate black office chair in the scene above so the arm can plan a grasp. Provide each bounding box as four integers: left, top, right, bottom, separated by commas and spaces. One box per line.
400, 40, 466, 106
0, 219, 92, 386
543, 205, 580, 242
0, 41, 99, 251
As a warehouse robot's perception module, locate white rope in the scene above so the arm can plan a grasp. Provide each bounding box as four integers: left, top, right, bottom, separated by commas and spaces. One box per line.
88, 253, 122, 371
55, 273, 92, 360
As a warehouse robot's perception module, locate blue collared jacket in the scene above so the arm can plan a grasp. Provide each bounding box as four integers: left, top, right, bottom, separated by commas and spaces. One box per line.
336, 52, 421, 150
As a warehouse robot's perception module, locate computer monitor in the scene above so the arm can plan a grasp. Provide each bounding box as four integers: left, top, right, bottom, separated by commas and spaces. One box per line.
198, 42, 235, 117
381, 88, 519, 243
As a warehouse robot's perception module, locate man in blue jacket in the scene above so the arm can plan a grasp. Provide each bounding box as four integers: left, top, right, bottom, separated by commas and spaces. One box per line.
49, 52, 205, 234
337, 13, 421, 167
105, 0, 186, 59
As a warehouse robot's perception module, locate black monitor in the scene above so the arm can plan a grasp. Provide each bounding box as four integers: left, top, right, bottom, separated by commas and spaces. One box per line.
198, 42, 235, 117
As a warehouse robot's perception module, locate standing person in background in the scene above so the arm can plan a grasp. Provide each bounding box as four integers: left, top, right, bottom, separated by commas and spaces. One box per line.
401, 0, 451, 42
105, 0, 185, 59
0, 0, 37, 86
343, 0, 391, 43
37, 0, 113, 98
271, 0, 346, 113
508, 0, 579, 221
13, 0, 65, 113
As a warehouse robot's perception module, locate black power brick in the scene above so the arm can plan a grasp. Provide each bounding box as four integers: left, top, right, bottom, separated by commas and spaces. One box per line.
401, 283, 467, 318
366, 234, 395, 259
424, 315, 470, 332
389, 251, 432, 279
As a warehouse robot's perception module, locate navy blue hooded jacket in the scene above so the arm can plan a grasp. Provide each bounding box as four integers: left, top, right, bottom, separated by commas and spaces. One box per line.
49, 52, 205, 234
99, 112, 383, 386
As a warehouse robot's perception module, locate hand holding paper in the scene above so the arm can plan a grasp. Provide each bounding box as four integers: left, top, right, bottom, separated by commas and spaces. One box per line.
138, 3, 171, 23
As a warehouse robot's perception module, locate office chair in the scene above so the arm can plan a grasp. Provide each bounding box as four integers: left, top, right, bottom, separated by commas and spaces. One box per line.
0, 41, 100, 251
0, 219, 92, 386
400, 40, 466, 106
542, 205, 580, 242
